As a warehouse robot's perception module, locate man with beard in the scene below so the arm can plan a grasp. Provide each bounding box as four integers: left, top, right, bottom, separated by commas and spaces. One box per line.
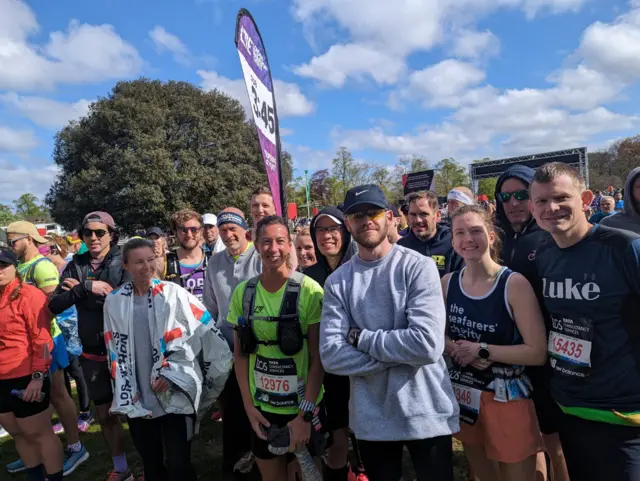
601, 167, 640, 234
398, 190, 463, 277
320, 185, 459, 481
202, 213, 225, 255
305, 207, 356, 481
165, 210, 209, 302
495, 165, 568, 481
203, 208, 260, 475
144, 227, 168, 279
49, 212, 132, 481
531, 163, 640, 481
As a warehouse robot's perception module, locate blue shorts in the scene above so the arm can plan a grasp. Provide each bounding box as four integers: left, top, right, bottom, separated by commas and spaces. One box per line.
50, 335, 70, 375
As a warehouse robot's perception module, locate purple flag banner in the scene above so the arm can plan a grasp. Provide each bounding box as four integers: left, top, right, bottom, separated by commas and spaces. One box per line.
235, 9, 285, 216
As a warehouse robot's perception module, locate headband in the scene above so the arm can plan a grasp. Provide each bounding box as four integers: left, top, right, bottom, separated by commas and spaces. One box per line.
447, 189, 474, 206
66, 235, 82, 244
217, 212, 247, 230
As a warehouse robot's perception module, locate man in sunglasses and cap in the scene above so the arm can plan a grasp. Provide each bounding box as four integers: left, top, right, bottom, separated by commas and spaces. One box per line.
320, 185, 459, 481
494, 165, 568, 481
49, 211, 133, 481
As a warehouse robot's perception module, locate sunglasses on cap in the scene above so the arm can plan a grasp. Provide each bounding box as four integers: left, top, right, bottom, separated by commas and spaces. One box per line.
7, 235, 28, 247
178, 226, 201, 235
346, 209, 387, 222
82, 228, 108, 239
498, 189, 529, 202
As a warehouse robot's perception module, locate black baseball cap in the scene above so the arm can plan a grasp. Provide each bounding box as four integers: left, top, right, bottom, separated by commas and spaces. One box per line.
0, 250, 18, 266
145, 227, 164, 238
343, 184, 389, 215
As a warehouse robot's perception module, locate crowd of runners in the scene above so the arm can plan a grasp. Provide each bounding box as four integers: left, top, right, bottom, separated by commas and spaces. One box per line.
0, 162, 639, 481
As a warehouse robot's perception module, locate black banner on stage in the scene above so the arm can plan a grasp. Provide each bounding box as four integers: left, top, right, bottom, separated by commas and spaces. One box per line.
402, 170, 436, 195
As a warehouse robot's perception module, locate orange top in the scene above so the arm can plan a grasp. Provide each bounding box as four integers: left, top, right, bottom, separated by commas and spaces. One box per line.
0, 278, 53, 379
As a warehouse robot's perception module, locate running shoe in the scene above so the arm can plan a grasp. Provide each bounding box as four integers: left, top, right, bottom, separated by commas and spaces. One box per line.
53, 422, 65, 435
233, 451, 255, 474
6, 459, 25, 474
0, 425, 10, 439
63, 446, 89, 476
77, 412, 95, 433
106, 469, 134, 481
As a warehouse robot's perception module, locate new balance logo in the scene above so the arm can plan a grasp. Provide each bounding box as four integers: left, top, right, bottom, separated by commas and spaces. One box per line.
542, 278, 600, 301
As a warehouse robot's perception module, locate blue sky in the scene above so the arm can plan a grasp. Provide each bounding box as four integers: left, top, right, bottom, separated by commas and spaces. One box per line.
1, 0, 639, 204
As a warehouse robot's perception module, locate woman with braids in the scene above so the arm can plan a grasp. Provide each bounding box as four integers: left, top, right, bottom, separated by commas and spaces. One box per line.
442, 205, 547, 481
0, 250, 64, 481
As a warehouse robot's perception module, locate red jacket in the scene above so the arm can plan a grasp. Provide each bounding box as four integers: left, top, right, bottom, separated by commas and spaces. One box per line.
0, 278, 53, 379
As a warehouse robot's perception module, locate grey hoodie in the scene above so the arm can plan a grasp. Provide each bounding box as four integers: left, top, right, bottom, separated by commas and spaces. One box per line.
600, 167, 640, 234
320, 244, 459, 441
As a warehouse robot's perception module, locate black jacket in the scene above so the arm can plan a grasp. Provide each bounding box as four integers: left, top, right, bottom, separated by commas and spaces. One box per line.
397, 224, 463, 278
49, 245, 131, 355
304, 206, 355, 287
494, 165, 552, 289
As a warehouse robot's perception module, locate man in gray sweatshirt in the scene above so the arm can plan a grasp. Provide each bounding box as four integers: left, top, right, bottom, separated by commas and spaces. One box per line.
320, 184, 459, 481
600, 167, 640, 234
202, 207, 261, 474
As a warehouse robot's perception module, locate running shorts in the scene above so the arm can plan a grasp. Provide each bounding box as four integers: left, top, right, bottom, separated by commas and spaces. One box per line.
80, 354, 113, 406
323, 372, 350, 431
0, 375, 51, 418
455, 391, 544, 463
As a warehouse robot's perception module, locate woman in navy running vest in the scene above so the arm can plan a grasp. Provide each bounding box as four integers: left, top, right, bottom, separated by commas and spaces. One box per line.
442, 205, 547, 481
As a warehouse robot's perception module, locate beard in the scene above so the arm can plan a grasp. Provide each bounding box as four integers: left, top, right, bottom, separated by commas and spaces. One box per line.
353, 223, 389, 249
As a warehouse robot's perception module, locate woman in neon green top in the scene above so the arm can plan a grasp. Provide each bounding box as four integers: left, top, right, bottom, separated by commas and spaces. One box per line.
228, 216, 325, 481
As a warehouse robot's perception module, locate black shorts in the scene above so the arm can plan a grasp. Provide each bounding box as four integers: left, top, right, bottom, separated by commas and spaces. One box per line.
323, 373, 350, 431
528, 366, 562, 435
251, 402, 330, 460
0, 375, 51, 419
80, 355, 113, 406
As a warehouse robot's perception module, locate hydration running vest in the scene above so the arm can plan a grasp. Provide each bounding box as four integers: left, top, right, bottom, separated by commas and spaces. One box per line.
164, 249, 211, 286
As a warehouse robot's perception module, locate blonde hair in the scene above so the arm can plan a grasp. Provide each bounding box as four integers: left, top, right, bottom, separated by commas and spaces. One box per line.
170, 209, 203, 232
532, 162, 586, 191
450, 205, 502, 263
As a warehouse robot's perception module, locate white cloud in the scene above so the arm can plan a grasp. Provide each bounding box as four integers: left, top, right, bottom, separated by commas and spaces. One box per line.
197, 70, 315, 117
292, 0, 588, 87
0, 161, 58, 204
286, 144, 334, 173
293, 43, 407, 87
389, 60, 487, 109
280, 128, 295, 137
451, 29, 500, 59
0, 93, 91, 129
0, 126, 37, 153
149, 26, 191, 66
0, 1, 142, 91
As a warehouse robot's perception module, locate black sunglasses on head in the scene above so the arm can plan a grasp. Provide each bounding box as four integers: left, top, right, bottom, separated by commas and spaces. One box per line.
82, 228, 108, 239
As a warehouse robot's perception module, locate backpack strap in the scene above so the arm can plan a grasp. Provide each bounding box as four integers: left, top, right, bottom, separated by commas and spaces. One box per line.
279, 271, 304, 320
23, 257, 55, 287
242, 276, 260, 322
165, 251, 181, 285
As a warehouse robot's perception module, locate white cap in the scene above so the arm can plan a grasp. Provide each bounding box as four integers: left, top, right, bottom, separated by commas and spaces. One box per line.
313, 213, 342, 227
447, 189, 474, 205
202, 213, 217, 226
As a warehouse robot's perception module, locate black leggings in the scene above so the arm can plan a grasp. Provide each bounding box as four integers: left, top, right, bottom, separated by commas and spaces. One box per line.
219, 373, 252, 471
127, 414, 197, 481
64, 355, 90, 412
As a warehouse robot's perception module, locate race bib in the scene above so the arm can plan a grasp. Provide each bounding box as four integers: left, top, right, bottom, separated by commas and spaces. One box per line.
548, 315, 593, 378
254, 355, 298, 408
451, 382, 482, 425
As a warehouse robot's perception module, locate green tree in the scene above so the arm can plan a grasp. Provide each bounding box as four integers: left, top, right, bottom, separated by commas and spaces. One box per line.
309, 169, 331, 205
331, 146, 372, 198
477, 178, 498, 200
46, 79, 267, 231
13, 193, 46, 218
0, 204, 18, 225
434, 158, 469, 197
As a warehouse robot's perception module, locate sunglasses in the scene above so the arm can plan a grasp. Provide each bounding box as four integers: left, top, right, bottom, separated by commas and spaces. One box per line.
346, 209, 387, 222
82, 228, 108, 239
316, 226, 341, 235
498, 189, 529, 202
7, 235, 28, 247
178, 226, 201, 235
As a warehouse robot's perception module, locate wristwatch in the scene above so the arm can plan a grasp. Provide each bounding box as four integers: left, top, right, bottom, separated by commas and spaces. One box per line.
478, 342, 491, 360
31, 371, 45, 381
298, 399, 316, 422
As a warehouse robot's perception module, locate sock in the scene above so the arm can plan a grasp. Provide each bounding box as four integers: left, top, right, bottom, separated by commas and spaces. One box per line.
68, 441, 82, 453
325, 464, 349, 481
26, 465, 45, 481
46, 470, 63, 481
112, 454, 128, 473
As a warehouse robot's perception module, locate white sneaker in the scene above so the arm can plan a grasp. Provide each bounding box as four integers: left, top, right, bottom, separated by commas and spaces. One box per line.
0, 425, 10, 439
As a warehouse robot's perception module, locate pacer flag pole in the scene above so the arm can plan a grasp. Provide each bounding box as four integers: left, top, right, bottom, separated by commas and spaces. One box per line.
235, 8, 286, 216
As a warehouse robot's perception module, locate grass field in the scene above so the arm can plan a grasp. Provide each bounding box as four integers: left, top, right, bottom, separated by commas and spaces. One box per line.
0, 411, 470, 480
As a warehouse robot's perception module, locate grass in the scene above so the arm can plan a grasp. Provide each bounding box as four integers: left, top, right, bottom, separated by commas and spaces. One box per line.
0, 408, 470, 480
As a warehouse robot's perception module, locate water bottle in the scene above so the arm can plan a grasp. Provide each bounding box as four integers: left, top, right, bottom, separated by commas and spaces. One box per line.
11, 389, 46, 402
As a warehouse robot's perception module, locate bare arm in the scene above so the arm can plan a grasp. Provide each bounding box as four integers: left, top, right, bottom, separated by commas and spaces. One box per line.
441, 273, 457, 356
233, 332, 255, 410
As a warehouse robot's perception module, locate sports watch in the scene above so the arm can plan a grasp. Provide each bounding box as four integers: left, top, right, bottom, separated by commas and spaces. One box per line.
31, 371, 45, 381
298, 399, 316, 423
478, 342, 491, 360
